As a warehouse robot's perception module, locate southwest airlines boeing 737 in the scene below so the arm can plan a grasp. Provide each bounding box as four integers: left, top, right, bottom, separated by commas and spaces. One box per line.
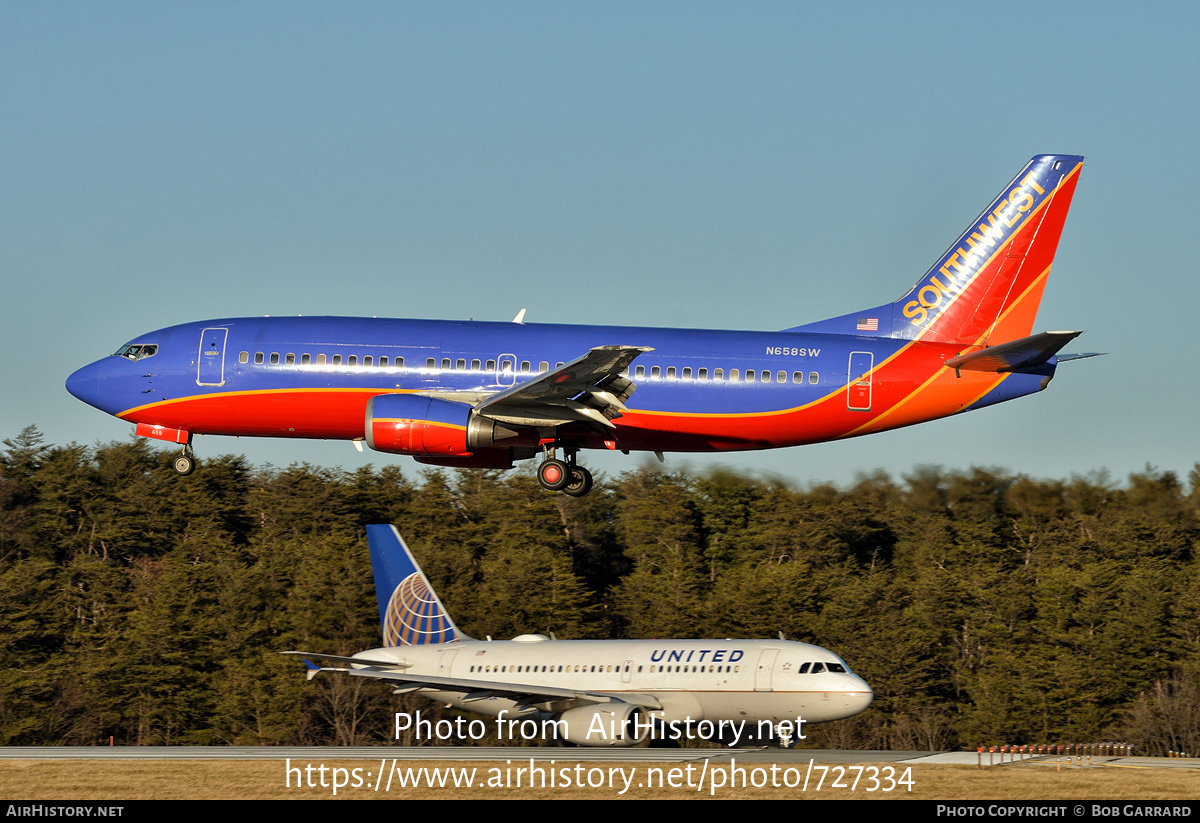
67, 155, 1092, 495
288, 525, 873, 747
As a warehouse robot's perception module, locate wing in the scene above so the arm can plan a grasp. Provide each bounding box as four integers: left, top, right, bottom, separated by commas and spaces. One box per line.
473, 345, 653, 431
285, 651, 663, 713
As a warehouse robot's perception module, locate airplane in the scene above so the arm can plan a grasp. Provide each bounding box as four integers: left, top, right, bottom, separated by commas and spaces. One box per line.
66, 154, 1095, 496
287, 524, 874, 747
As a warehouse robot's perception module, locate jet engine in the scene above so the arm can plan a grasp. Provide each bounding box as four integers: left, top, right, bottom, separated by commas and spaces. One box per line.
365, 395, 515, 458
556, 704, 649, 747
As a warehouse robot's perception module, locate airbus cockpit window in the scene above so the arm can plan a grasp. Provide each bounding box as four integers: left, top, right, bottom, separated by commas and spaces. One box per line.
827, 663, 846, 673
114, 344, 158, 361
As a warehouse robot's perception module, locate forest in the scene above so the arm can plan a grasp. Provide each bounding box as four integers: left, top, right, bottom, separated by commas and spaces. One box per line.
1, 426, 1197, 753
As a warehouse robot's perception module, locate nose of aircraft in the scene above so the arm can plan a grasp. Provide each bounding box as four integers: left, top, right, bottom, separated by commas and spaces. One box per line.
66, 360, 104, 409
843, 676, 874, 716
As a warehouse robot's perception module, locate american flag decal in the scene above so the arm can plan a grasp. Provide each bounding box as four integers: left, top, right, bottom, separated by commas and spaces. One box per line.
856, 318, 879, 331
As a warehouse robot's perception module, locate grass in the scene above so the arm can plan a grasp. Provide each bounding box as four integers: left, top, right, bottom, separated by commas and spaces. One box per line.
1, 758, 1197, 800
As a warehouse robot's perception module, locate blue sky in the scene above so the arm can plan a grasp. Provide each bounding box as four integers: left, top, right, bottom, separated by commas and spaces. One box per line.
4, 2, 1197, 488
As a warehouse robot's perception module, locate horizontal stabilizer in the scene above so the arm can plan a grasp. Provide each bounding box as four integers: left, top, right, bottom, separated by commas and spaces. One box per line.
944, 331, 1083, 373
1056, 352, 1105, 363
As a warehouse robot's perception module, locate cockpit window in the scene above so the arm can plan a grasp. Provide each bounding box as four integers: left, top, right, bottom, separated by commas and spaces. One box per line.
810, 662, 826, 674
114, 344, 158, 361
827, 663, 846, 673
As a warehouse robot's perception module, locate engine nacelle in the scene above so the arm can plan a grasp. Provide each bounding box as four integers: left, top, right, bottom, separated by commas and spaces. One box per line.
365, 394, 515, 458
557, 704, 649, 747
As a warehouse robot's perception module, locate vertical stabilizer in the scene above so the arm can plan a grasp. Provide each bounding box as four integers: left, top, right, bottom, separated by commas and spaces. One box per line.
784, 155, 1083, 345
366, 524, 467, 646
892, 154, 1083, 345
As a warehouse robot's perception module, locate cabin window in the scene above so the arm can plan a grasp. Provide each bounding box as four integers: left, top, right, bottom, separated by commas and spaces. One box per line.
378, 356, 387, 367
316, 354, 326, 365
730, 369, 740, 381
302, 354, 311, 365
777, 370, 787, 383
363, 355, 372, 366
396, 356, 405, 369
270, 353, 280, 365
254, 352, 264, 364
714, 368, 724, 380
809, 371, 819, 384
666, 366, 676, 379
651, 366, 661, 378
441, 358, 451, 370
471, 359, 481, 371
793, 371, 803, 383
285, 353, 295, 365
520, 360, 531, 373
238, 351, 249, 364
332, 354, 342, 365
348, 355, 358, 366
454, 358, 463, 370
486, 359, 496, 371
539, 361, 549, 373
747, 370, 757, 382
635, 365, 645, 378
682, 367, 692, 379
698, 368, 707, 380
556, 362, 564, 368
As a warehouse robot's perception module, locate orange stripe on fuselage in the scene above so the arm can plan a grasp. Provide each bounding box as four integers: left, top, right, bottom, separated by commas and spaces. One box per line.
118, 388, 409, 438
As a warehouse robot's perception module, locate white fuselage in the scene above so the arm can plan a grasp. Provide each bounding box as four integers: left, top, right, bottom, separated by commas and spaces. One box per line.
354, 636, 872, 727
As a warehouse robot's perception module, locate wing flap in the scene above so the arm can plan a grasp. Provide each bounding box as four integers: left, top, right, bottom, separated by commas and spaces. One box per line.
476, 345, 652, 429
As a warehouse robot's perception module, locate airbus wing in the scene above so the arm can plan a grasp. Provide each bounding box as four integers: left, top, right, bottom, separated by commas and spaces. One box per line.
286, 650, 663, 713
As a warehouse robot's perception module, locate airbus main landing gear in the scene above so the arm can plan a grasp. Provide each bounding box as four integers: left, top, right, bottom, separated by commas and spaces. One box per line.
536, 447, 593, 496
172, 444, 196, 476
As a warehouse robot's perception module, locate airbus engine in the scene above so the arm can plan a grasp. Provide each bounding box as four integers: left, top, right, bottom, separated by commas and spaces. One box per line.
556, 704, 649, 747
365, 395, 515, 459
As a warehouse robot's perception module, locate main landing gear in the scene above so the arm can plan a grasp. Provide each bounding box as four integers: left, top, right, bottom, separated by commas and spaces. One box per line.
172, 444, 196, 476
536, 447, 593, 497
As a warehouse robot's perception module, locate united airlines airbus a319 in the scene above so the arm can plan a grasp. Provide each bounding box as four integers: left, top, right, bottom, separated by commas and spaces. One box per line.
67, 155, 1094, 495
288, 525, 873, 747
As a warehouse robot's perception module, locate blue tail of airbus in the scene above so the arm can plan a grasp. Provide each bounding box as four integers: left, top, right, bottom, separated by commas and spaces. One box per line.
366, 524, 469, 646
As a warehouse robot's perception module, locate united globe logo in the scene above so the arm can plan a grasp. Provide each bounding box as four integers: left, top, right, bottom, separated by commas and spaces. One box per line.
383, 572, 457, 646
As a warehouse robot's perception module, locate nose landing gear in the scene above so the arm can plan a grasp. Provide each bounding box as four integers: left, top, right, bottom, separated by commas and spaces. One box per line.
172, 443, 196, 476
536, 446, 593, 496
